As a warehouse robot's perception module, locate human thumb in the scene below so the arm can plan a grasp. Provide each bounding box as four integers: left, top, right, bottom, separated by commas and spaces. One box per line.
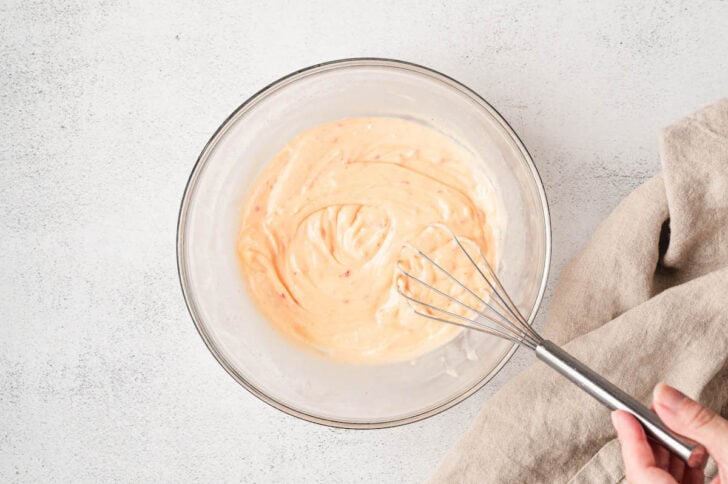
653, 383, 728, 470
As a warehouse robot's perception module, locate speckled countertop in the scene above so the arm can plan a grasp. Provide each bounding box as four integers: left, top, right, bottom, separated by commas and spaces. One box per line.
2, 1, 727, 482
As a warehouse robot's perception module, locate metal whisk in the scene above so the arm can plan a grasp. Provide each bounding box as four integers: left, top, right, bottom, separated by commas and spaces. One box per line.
396, 224, 706, 468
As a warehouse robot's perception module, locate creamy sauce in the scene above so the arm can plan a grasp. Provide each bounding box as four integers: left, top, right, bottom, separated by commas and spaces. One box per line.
237, 117, 498, 364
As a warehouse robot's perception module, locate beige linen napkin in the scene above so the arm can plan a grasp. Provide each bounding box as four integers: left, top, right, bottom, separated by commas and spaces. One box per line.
432, 99, 728, 483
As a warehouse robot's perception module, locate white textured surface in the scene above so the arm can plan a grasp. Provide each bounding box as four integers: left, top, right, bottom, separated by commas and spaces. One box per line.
2, 1, 727, 482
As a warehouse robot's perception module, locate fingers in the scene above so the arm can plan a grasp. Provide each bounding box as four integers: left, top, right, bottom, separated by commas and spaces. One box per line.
612, 410, 656, 467
667, 453, 685, 482
612, 410, 677, 483
653, 383, 728, 467
682, 465, 704, 484
652, 441, 670, 470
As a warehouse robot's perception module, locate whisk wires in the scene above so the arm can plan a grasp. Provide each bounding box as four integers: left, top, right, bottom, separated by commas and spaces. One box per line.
396, 224, 542, 349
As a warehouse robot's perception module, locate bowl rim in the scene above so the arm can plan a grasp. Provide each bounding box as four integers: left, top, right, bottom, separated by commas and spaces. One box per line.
176, 57, 552, 429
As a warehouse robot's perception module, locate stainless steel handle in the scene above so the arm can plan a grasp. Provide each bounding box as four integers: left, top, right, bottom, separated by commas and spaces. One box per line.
536, 340, 707, 468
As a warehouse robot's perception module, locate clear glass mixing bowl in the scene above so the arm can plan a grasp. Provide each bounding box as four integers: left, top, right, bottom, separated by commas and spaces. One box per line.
177, 58, 551, 427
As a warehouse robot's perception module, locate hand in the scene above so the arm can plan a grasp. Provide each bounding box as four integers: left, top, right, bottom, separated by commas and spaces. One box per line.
611, 383, 728, 483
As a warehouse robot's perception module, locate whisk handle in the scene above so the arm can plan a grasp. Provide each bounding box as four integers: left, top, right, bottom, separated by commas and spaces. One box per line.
535, 340, 707, 468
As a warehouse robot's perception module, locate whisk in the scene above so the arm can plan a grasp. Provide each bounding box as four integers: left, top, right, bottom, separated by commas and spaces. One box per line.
396, 224, 706, 468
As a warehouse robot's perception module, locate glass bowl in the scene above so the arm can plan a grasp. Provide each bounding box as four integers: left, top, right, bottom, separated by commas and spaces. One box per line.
177, 58, 551, 428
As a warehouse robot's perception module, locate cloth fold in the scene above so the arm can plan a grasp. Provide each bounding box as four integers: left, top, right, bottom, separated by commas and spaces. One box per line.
431, 99, 728, 483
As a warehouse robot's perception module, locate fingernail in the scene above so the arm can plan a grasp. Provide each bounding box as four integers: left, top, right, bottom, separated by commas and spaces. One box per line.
610, 410, 627, 431
610, 410, 619, 427
655, 383, 685, 412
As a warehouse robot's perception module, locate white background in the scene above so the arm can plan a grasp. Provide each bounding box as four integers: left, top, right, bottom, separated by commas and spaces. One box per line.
2, 1, 727, 482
